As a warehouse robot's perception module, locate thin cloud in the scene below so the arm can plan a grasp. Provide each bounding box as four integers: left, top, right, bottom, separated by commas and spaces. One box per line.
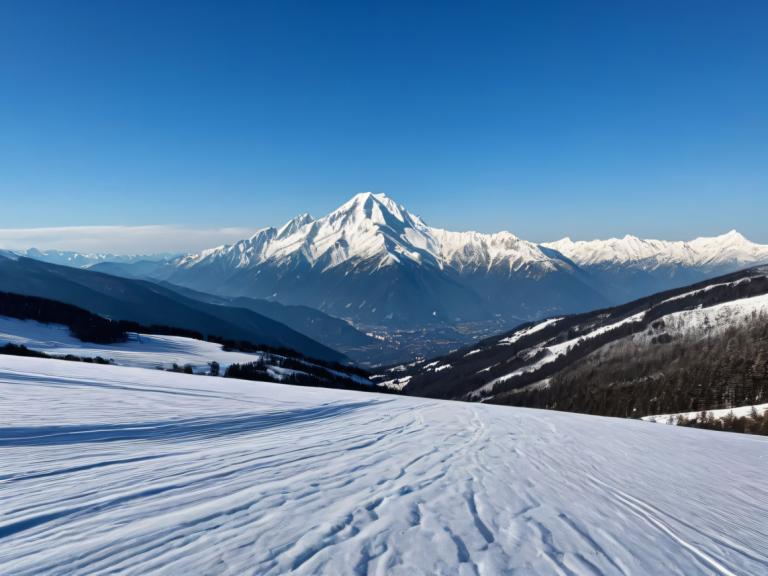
0, 225, 256, 255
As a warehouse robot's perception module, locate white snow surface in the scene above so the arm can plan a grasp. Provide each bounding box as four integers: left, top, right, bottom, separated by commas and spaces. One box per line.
643, 403, 768, 423
2, 356, 768, 575
0, 316, 265, 371
0, 316, 375, 387
544, 230, 768, 270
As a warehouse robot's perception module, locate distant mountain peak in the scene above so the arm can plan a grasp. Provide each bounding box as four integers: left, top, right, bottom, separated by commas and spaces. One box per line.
162, 196, 768, 330
5, 248, 175, 269
178, 192, 570, 277
544, 230, 768, 269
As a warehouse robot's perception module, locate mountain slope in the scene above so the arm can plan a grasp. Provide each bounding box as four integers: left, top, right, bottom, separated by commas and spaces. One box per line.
0, 312, 371, 388
162, 192, 608, 327
0, 254, 346, 362
3, 354, 767, 575
380, 266, 768, 416
155, 282, 380, 356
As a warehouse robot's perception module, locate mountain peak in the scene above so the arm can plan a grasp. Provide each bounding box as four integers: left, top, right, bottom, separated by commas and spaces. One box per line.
721, 229, 747, 242
330, 192, 419, 229
277, 212, 314, 238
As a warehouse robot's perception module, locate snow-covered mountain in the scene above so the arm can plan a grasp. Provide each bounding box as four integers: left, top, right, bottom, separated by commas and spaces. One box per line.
9, 248, 175, 269
545, 230, 768, 270
544, 231, 768, 302
163, 192, 607, 327
24, 193, 766, 333
178, 193, 566, 276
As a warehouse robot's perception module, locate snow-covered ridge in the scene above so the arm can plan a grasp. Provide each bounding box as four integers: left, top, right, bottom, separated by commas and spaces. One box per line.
2, 355, 767, 574
544, 230, 768, 269
177, 192, 571, 275
176, 193, 768, 278
634, 292, 768, 343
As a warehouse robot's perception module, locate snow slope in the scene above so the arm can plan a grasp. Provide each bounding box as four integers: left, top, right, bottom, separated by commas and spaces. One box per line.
2, 356, 767, 575
0, 316, 373, 386
0, 316, 267, 372
633, 292, 768, 343
643, 403, 768, 423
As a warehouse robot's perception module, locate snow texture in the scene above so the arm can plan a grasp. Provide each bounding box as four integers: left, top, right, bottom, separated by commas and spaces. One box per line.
2, 355, 767, 575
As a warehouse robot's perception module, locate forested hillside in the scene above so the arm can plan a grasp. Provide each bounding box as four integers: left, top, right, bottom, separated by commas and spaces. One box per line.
378, 266, 768, 434
498, 313, 768, 418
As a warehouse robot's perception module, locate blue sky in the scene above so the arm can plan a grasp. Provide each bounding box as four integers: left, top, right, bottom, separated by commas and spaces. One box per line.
0, 0, 766, 252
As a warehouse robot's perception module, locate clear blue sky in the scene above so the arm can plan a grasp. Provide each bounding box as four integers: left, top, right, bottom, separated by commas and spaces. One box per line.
1, 0, 766, 248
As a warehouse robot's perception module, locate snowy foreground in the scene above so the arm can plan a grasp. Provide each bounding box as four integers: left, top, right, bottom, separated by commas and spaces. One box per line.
2, 356, 767, 575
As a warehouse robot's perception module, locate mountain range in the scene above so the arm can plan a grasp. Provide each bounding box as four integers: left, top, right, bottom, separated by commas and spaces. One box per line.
10, 248, 176, 268
143, 193, 602, 329
4, 192, 768, 365
87, 192, 768, 332
544, 230, 768, 303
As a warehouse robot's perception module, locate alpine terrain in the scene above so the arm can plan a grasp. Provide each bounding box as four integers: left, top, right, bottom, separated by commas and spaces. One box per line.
378, 266, 768, 427
91, 193, 768, 358
147, 193, 609, 329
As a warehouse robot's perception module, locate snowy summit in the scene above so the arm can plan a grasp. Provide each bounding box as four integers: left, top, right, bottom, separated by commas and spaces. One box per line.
178, 192, 564, 275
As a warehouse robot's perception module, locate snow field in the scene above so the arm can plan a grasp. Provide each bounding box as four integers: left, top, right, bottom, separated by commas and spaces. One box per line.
2, 355, 767, 575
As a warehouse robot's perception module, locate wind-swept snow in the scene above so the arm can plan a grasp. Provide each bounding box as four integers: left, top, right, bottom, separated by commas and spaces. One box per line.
2, 356, 767, 575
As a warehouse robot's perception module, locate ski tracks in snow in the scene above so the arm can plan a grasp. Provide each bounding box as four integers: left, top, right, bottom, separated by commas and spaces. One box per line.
1, 356, 768, 575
